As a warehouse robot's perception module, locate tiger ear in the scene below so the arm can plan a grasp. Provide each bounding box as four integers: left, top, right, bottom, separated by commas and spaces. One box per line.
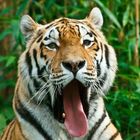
88, 7, 103, 29
20, 15, 37, 41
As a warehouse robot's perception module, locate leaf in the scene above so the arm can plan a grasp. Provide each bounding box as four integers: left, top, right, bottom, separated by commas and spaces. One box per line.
0, 6, 12, 16
6, 56, 16, 67
0, 56, 7, 62
0, 80, 15, 90
94, 0, 121, 29
3, 107, 14, 121
0, 56, 16, 67
0, 28, 12, 41
122, 5, 130, 27
11, 19, 20, 40
0, 114, 6, 134
130, 66, 140, 74
44, 0, 56, 10
16, 0, 29, 16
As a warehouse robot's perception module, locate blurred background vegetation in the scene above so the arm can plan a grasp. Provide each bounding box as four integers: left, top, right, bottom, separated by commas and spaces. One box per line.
0, 0, 140, 139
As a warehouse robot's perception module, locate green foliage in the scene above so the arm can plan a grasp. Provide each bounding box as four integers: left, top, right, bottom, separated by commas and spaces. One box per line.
0, 96, 14, 135
0, 0, 140, 139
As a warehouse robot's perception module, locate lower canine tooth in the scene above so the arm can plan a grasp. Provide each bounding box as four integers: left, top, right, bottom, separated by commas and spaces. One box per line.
62, 113, 65, 118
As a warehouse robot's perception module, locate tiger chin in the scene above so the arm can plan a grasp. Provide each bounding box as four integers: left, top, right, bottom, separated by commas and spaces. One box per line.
1, 7, 122, 140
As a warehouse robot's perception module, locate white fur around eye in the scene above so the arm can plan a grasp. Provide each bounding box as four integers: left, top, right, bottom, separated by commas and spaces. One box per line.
43, 27, 60, 51
82, 33, 94, 49
83, 33, 94, 42
79, 25, 88, 36
79, 27, 94, 49
49, 28, 59, 39
78, 24, 94, 48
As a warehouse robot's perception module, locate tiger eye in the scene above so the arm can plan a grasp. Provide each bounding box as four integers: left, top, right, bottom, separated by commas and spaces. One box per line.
83, 39, 92, 46
47, 42, 58, 50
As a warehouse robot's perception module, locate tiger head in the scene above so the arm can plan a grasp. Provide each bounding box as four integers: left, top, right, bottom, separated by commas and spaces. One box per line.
19, 7, 117, 137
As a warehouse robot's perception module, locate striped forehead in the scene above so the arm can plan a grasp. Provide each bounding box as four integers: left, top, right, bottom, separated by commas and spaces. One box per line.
44, 19, 92, 39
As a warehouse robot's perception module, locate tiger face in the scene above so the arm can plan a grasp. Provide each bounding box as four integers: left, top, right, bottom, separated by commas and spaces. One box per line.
19, 7, 117, 137
43, 20, 97, 87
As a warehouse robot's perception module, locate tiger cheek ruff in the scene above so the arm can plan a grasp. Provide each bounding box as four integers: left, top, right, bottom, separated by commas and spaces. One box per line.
1, 7, 122, 140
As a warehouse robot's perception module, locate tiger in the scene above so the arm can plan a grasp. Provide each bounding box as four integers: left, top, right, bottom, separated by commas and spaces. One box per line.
1, 7, 122, 140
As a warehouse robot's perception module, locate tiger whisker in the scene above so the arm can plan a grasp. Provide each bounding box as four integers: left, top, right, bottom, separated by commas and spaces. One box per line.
48, 84, 58, 107
37, 86, 51, 106
31, 73, 49, 79
26, 82, 50, 105
37, 84, 50, 104
91, 80, 105, 96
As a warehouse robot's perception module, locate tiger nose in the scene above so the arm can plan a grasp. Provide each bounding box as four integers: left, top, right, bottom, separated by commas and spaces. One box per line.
62, 60, 86, 74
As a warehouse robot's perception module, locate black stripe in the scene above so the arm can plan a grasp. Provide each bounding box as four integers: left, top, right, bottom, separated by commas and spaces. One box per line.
44, 36, 49, 41
96, 60, 101, 77
33, 49, 47, 82
15, 82, 19, 94
83, 72, 93, 76
58, 18, 68, 23
8, 123, 15, 140
40, 43, 47, 59
40, 42, 43, 49
98, 122, 111, 139
38, 66, 47, 82
93, 45, 99, 51
37, 35, 43, 43
45, 23, 53, 29
28, 83, 33, 96
33, 49, 40, 73
1, 120, 15, 139
94, 37, 97, 44
86, 24, 97, 37
85, 77, 95, 81
104, 44, 110, 68
100, 42, 103, 63
46, 60, 49, 65
88, 107, 97, 120
76, 25, 81, 37
109, 131, 119, 140
15, 95, 52, 140
53, 79, 64, 85
88, 94, 98, 120
99, 72, 107, 87
89, 92, 98, 101
17, 120, 27, 140
26, 52, 32, 76
93, 38, 99, 51
88, 32, 93, 37
46, 92, 53, 110
33, 78, 41, 91
92, 31, 97, 37
51, 74, 65, 80
87, 110, 106, 140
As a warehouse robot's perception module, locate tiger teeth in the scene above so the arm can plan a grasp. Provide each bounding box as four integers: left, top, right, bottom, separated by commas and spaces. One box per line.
62, 113, 65, 118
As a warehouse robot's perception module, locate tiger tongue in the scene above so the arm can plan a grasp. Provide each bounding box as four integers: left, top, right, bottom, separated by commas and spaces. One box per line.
63, 80, 88, 137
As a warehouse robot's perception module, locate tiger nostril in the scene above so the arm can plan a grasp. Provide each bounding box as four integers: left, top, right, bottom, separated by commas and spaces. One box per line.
62, 62, 72, 72
78, 60, 86, 69
62, 60, 85, 73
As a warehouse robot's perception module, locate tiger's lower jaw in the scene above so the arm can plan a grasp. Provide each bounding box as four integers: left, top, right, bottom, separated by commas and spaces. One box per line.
53, 79, 89, 137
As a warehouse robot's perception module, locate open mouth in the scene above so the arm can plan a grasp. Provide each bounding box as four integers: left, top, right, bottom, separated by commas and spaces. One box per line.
53, 79, 89, 137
